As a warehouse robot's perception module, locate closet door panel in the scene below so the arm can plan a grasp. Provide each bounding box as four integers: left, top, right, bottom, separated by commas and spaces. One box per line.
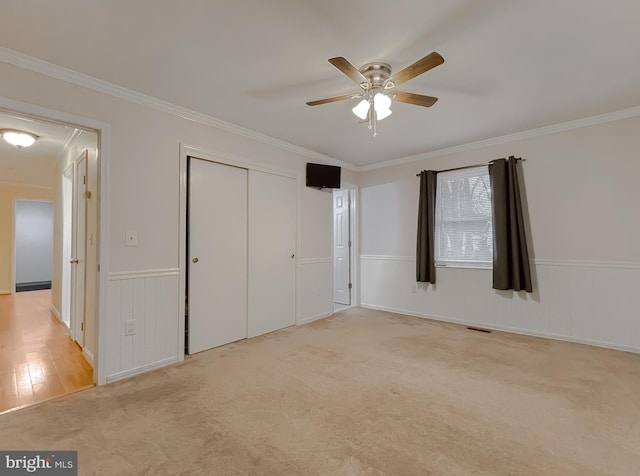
189, 158, 247, 353
248, 170, 297, 338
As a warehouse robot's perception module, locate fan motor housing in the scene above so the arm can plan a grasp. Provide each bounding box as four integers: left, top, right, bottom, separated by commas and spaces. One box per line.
359, 63, 392, 88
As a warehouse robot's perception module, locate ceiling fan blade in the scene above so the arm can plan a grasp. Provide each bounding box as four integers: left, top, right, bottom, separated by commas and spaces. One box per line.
393, 91, 439, 107
389, 52, 444, 86
306, 94, 358, 106
328, 57, 369, 85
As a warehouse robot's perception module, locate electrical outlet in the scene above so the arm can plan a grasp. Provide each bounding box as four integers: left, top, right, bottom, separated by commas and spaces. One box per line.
411, 284, 417, 293
125, 319, 136, 336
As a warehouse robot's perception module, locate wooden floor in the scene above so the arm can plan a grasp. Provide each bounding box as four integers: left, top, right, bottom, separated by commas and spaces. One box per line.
0, 290, 93, 413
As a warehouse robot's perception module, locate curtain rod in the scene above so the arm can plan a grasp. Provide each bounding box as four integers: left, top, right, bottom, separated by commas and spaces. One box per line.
416, 157, 524, 176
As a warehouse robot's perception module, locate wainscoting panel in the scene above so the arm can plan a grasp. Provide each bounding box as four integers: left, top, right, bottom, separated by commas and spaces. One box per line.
299, 258, 334, 324
361, 256, 640, 353
106, 269, 179, 382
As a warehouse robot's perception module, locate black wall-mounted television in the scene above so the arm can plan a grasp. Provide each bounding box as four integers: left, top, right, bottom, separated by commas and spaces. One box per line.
306, 163, 341, 189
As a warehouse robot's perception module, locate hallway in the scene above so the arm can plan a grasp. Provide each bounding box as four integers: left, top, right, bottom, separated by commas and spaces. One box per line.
0, 290, 93, 413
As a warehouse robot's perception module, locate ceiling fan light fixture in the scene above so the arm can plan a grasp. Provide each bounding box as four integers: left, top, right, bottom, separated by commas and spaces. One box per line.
0, 129, 38, 149
308, 52, 444, 136
352, 98, 370, 120
373, 93, 392, 120
376, 107, 392, 121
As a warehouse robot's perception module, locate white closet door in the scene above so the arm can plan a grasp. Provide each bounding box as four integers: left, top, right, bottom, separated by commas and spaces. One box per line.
189, 158, 247, 353
248, 170, 297, 338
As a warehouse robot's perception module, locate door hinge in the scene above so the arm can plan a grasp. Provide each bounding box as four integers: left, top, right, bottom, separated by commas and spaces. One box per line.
83, 175, 86, 185
348, 241, 352, 247
348, 283, 352, 289
81, 322, 84, 331
97, 264, 101, 272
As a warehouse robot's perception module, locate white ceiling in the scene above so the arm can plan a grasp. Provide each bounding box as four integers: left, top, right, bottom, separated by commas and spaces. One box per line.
2, 0, 640, 167
0, 112, 76, 188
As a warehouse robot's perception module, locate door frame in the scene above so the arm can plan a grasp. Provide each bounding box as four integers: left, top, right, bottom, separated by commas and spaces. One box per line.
332, 183, 359, 310
178, 143, 300, 362
0, 97, 111, 385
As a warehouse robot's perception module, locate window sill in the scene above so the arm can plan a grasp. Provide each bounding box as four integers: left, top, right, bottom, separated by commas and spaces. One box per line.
435, 263, 492, 270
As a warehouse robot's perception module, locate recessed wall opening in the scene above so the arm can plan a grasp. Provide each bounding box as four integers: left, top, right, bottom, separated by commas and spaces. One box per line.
0, 107, 101, 413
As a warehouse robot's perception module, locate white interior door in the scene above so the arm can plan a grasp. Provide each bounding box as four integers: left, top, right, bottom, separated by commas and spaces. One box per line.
189, 158, 248, 353
333, 189, 350, 305
71, 153, 88, 346
248, 170, 296, 338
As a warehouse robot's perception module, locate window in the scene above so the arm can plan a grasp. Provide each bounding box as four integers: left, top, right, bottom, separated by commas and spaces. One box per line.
435, 166, 493, 267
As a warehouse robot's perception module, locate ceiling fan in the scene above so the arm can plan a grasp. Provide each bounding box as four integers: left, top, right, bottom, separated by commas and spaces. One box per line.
307, 52, 444, 136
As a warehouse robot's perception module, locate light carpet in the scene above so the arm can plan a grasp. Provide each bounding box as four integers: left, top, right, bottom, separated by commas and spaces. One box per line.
1, 307, 639, 475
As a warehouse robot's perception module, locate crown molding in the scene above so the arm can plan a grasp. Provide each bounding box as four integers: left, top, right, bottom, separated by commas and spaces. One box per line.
356, 105, 640, 171
0, 47, 356, 171
3, 47, 639, 175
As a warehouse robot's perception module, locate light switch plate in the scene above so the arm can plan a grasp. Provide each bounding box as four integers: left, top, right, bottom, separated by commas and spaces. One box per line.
125, 230, 138, 246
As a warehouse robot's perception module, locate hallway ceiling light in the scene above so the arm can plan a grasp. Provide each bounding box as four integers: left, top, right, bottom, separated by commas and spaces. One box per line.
1, 129, 39, 149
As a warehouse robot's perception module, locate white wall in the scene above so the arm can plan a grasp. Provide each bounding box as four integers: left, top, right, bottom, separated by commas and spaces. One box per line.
0, 60, 341, 382
359, 116, 640, 353
15, 200, 54, 284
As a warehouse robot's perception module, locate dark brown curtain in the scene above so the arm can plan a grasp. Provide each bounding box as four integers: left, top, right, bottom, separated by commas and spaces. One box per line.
489, 156, 532, 292
416, 170, 437, 283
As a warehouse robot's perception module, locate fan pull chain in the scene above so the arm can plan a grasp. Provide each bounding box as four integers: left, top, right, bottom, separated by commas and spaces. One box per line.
367, 95, 378, 137
373, 108, 377, 137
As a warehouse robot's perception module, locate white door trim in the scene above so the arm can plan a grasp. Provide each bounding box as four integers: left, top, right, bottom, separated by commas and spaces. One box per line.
178, 143, 301, 362
0, 96, 111, 386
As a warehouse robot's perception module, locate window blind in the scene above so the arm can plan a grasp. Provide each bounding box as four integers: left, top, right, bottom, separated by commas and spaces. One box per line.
435, 166, 493, 266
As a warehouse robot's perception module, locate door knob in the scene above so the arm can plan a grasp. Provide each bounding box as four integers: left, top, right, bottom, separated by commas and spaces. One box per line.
192, 257, 199, 263
291, 254, 295, 259
70, 258, 79, 264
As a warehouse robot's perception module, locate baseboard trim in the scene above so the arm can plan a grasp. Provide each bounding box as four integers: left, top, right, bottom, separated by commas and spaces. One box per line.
360, 303, 640, 355
0, 289, 11, 295
49, 304, 61, 321
106, 357, 178, 384
299, 311, 333, 325
49, 305, 71, 337
83, 348, 95, 368
16, 281, 52, 292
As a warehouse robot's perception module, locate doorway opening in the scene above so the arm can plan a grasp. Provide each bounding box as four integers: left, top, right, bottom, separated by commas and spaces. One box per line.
14, 200, 54, 293
0, 108, 99, 414
333, 187, 356, 312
